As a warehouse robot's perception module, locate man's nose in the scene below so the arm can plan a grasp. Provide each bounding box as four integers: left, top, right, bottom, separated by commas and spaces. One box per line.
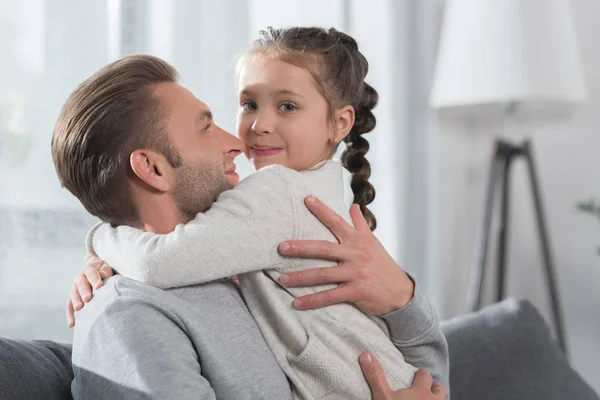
218, 127, 243, 158
251, 110, 274, 135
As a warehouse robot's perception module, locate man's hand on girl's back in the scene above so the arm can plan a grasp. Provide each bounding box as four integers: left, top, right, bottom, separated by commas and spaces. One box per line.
359, 353, 448, 400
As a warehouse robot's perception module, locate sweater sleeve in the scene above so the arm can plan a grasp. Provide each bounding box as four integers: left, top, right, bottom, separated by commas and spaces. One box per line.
72, 296, 217, 400
88, 166, 303, 289
381, 281, 450, 394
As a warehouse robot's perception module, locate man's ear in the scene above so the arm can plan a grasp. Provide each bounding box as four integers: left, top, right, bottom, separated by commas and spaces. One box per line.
129, 149, 174, 192
333, 105, 355, 143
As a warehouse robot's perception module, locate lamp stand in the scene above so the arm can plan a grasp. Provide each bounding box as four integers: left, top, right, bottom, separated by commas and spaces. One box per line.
468, 139, 568, 354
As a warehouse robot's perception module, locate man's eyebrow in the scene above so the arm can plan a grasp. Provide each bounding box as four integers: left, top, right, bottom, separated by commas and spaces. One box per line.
196, 111, 213, 124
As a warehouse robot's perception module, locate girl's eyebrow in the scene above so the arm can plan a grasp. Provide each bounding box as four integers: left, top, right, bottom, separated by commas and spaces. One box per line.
274, 89, 305, 100
239, 88, 305, 100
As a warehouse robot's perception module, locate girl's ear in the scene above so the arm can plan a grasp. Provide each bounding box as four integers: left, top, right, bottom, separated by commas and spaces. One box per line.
333, 105, 355, 142
130, 149, 175, 192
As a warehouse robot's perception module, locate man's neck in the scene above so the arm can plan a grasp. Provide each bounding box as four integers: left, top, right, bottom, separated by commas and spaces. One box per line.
131, 191, 186, 234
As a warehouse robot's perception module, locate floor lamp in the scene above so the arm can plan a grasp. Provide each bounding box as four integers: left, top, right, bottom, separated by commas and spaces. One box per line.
430, 0, 587, 354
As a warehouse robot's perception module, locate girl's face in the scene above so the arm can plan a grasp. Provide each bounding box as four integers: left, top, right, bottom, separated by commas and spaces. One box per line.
236, 56, 335, 171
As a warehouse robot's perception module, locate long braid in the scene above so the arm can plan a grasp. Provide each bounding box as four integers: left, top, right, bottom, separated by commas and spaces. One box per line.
342, 83, 378, 230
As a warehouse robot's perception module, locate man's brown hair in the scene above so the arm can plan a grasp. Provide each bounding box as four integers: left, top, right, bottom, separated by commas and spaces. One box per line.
51, 55, 181, 225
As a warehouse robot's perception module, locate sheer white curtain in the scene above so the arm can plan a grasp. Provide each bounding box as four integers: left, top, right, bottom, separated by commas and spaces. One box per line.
0, 0, 437, 342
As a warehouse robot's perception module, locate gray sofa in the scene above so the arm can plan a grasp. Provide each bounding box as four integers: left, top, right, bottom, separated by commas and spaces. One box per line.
1, 298, 598, 400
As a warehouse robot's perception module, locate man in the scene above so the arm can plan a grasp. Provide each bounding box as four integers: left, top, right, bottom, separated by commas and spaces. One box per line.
52, 55, 447, 399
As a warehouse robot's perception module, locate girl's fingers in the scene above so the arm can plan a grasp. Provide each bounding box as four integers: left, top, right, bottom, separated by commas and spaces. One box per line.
75, 274, 93, 303
70, 284, 84, 312
84, 266, 104, 291
66, 295, 75, 328
99, 264, 114, 279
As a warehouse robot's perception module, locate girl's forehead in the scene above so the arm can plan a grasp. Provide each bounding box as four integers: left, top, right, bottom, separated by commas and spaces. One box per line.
238, 57, 320, 93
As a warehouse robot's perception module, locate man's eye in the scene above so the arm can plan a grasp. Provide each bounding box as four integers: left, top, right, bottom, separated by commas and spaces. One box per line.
280, 103, 296, 112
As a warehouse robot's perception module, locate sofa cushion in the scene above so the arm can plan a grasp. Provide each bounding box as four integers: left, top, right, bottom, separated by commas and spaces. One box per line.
442, 298, 599, 400
0, 338, 73, 400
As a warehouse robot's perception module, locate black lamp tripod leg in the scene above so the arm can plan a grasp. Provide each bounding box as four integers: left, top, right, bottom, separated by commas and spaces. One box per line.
523, 141, 568, 353
496, 152, 513, 302
470, 145, 502, 311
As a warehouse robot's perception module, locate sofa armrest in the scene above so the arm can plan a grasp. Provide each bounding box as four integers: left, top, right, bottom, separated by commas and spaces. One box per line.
441, 298, 598, 400
0, 338, 73, 400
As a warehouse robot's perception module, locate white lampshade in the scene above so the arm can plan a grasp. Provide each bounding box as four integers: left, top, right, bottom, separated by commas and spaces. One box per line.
430, 0, 587, 116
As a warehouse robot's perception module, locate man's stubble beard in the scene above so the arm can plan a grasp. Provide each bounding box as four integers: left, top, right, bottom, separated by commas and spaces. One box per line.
172, 158, 233, 221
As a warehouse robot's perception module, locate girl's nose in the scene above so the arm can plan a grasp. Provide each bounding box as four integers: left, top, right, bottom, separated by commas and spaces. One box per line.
251, 112, 274, 135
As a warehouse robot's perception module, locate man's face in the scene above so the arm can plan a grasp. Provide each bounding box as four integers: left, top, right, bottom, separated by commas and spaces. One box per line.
154, 82, 243, 219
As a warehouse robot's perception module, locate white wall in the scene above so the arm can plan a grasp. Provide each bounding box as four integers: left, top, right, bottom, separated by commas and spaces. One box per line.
1, 0, 423, 342
436, 0, 600, 392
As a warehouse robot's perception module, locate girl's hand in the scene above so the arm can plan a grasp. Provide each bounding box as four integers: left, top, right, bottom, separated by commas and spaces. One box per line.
278, 195, 414, 316
66, 253, 114, 328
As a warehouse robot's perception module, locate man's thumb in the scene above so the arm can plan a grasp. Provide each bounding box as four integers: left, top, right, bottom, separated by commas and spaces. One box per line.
359, 352, 390, 399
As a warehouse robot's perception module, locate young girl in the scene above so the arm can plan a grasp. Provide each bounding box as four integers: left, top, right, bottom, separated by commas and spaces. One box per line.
84, 27, 441, 399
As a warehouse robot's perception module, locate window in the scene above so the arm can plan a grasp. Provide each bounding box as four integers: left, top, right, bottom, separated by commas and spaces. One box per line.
0, 0, 434, 341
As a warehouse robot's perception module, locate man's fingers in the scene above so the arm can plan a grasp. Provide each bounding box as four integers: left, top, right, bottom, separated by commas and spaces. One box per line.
280, 266, 349, 287
279, 240, 347, 261
411, 368, 434, 389
304, 195, 354, 242
359, 353, 390, 399
66, 295, 75, 328
349, 203, 371, 233
293, 285, 356, 310
431, 382, 448, 399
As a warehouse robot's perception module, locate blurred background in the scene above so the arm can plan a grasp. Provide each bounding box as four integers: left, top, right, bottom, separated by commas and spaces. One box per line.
0, 0, 598, 393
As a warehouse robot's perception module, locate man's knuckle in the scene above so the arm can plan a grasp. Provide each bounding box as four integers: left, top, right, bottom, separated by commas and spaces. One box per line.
86, 257, 101, 267
366, 367, 384, 380
83, 266, 96, 275
318, 268, 331, 280
354, 283, 370, 299
325, 290, 336, 303
356, 248, 370, 262
295, 243, 307, 254
293, 270, 304, 283
356, 267, 370, 280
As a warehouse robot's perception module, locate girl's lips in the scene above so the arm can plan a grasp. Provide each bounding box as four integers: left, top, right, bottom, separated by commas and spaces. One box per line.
250, 146, 282, 157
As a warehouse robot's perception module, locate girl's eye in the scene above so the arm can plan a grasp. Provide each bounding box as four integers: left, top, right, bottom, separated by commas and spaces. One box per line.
241, 101, 257, 112
279, 103, 296, 113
